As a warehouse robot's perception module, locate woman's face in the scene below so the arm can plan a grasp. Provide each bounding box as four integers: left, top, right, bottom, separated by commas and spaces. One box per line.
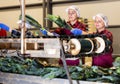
94, 16, 105, 30
68, 9, 78, 22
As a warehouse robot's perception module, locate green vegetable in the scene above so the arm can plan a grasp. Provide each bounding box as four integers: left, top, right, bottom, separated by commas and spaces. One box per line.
46, 14, 72, 30
116, 67, 120, 75
0, 56, 120, 83
113, 57, 120, 67
19, 14, 42, 29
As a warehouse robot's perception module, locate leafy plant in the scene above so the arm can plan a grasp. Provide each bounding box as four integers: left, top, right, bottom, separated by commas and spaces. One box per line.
19, 14, 42, 29
46, 14, 72, 30
0, 56, 120, 83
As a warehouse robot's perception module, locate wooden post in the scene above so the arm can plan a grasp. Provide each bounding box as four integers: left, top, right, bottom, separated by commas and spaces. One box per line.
20, 0, 26, 54
47, 0, 52, 29
43, 0, 46, 28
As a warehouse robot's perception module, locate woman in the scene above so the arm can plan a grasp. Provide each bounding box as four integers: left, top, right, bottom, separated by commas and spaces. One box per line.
92, 13, 114, 68
54, 5, 87, 36
59, 5, 87, 66
66, 5, 86, 31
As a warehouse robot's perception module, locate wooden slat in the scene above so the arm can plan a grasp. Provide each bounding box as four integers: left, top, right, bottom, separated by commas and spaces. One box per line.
0, 38, 61, 58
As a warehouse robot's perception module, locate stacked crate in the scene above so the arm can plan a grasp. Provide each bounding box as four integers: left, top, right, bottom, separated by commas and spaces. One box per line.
78, 17, 97, 66
79, 17, 96, 33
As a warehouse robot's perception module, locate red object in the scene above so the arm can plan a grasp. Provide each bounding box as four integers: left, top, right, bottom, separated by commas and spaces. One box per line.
0, 29, 7, 37
59, 58, 79, 66
54, 28, 73, 35
92, 52, 113, 68
67, 20, 86, 31
54, 20, 86, 36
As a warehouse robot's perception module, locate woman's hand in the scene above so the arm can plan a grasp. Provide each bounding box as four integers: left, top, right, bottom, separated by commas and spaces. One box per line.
71, 28, 83, 36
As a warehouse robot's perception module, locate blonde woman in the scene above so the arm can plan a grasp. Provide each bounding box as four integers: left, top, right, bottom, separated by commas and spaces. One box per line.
59, 5, 87, 66
92, 13, 114, 68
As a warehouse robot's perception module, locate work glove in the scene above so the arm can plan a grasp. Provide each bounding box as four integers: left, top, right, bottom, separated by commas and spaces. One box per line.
11, 30, 21, 38
40, 28, 47, 36
0, 23, 10, 31
71, 28, 82, 36
46, 31, 60, 37
52, 32, 60, 37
